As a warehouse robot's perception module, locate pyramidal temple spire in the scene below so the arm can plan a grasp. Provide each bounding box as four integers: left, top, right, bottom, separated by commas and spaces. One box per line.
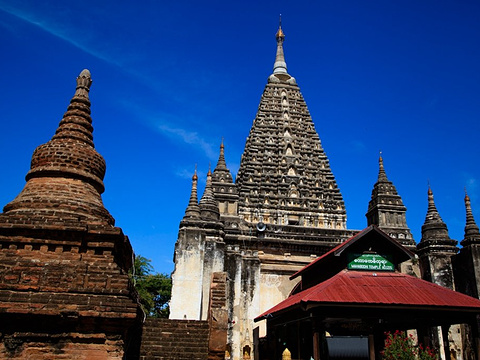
237, 22, 345, 229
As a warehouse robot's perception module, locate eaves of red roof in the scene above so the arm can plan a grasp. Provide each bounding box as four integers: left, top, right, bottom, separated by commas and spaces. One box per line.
290, 225, 414, 280
289, 231, 358, 280
255, 270, 480, 321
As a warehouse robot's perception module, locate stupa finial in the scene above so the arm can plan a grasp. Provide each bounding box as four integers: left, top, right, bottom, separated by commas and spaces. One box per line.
377, 152, 388, 182
273, 16, 287, 75
74, 69, 92, 99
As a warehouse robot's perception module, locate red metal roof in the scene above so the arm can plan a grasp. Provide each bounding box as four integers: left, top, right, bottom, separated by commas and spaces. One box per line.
256, 270, 480, 321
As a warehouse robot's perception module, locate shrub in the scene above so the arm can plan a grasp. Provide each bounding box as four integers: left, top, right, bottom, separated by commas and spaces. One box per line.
382, 330, 438, 360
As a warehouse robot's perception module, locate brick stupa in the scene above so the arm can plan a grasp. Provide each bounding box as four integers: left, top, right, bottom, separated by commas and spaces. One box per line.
0, 70, 140, 359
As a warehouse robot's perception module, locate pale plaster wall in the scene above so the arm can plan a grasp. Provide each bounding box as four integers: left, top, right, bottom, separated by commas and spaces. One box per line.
257, 271, 301, 338
227, 251, 312, 360
170, 244, 205, 320
201, 239, 225, 320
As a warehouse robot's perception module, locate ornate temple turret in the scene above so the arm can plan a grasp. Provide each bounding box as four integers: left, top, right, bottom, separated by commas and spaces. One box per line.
453, 191, 480, 299
366, 155, 415, 249
0, 70, 139, 359
212, 141, 239, 216
200, 168, 221, 221
417, 187, 458, 289
183, 169, 201, 220
236, 24, 346, 230
171, 168, 225, 321
462, 191, 480, 247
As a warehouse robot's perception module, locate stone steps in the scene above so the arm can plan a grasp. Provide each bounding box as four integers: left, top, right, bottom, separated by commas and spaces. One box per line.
139, 319, 209, 360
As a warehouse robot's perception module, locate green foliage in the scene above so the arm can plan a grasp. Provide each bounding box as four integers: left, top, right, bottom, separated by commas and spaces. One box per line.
382, 331, 438, 360
131, 255, 172, 318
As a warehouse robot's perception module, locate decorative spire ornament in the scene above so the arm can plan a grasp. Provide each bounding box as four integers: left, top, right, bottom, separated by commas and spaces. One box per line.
366, 154, 414, 247
183, 167, 201, 219
424, 186, 445, 225
378, 152, 388, 182
418, 186, 456, 249
462, 189, 480, 246
216, 138, 227, 170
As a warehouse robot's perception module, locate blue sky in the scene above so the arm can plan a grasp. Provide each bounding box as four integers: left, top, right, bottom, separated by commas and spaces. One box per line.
0, 1, 479, 274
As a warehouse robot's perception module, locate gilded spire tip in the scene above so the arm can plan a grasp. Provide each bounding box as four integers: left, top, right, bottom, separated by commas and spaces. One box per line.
192, 166, 198, 181
276, 22, 285, 40
276, 14, 285, 40
273, 17, 287, 75
465, 187, 470, 202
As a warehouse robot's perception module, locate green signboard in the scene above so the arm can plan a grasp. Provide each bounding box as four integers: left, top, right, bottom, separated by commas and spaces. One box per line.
347, 253, 394, 271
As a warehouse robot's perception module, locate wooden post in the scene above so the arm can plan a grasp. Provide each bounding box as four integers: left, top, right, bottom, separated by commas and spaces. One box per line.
368, 334, 375, 360
313, 331, 321, 360
312, 320, 321, 360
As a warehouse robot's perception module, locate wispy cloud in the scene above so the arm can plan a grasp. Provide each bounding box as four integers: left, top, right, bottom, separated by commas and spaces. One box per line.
118, 99, 216, 161
0, 2, 223, 102
158, 124, 216, 159
0, 2, 221, 171
0, 3, 122, 66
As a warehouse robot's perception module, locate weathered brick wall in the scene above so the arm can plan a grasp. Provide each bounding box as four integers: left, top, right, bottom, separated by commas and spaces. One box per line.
208, 272, 228, 360
139, 319, 209, 360
0, 226, 141, 359
0, 332, 126, 360
0, 227, 137, 314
